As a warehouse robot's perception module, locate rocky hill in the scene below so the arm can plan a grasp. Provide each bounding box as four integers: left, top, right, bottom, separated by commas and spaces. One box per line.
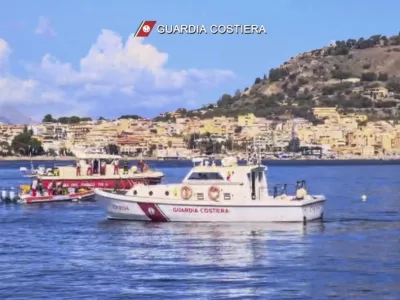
188, 32, 400, 122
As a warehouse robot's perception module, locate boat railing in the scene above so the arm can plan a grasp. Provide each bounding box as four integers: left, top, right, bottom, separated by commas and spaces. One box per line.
269, 181, 308, 198
182, 180, 243, 186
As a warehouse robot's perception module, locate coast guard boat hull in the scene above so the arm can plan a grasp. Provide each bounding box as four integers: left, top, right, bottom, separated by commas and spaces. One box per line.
95, 156, 326, 223
95, 190, 325, 222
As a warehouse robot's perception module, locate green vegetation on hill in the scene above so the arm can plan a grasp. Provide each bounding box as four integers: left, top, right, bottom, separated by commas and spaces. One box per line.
182, 32, 400, 122
118, 114, 142, 120
11, 125, 43, 156
43, 114, 92, 124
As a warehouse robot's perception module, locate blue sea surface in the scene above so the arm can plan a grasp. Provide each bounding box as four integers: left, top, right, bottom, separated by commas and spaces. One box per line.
0, 160, 399, 299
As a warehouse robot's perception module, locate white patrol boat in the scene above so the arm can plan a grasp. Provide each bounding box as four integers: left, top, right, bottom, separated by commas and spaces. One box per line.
95, 156, 326, 223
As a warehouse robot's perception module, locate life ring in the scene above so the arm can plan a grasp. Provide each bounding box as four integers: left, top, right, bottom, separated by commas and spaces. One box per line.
181, 186, 193, 200
208, 186, 220, 201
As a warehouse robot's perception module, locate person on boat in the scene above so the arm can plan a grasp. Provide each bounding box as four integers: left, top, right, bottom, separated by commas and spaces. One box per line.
137, 161, 144, 172
142, 163, 149, 173
48, 181, 56, 195
76, 160, 81, 176
295, 181, 307, 200
93, 159, 99, 174
123, 160, 129, 174
31, 178, 38, 196
55, 182, 63, 195
37, 179, 44, 196
87, 160, 93, 176
100, 160, 106, 175
60, 182, 67, 195
113, 159, 119, 175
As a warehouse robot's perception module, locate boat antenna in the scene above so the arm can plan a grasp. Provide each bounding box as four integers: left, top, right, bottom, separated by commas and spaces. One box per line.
252, 137, 261, 166
29, 151, 34, 172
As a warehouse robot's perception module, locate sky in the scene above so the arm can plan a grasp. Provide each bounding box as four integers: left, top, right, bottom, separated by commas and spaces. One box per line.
0, 0, 400, 121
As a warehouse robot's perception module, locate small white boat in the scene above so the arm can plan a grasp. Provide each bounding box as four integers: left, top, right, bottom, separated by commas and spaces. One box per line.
20, 164, 49, 177
95, 156, 326, 223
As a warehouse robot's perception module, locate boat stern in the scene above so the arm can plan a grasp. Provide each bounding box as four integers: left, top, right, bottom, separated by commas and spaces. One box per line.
301, 195, 325, 223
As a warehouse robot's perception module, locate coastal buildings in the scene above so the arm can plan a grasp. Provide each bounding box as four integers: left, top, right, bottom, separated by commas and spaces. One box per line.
2, 106, 400, 158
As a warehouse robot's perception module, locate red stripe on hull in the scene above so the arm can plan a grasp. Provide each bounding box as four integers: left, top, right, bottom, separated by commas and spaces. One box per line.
26, 196, 53, 203
137, 203, 169, 222
40, 178, 162, 189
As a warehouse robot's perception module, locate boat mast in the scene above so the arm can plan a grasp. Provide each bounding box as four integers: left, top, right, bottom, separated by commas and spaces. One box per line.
29, 150, 34, 172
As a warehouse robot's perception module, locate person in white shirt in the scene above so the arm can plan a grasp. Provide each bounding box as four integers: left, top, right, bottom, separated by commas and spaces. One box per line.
113, 160, 119, 175
31, 179, 38, 196
76, 160, 81, 176
48, 181, 55, 195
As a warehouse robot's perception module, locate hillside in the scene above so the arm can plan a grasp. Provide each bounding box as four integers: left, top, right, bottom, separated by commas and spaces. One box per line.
187, 32, 400, 122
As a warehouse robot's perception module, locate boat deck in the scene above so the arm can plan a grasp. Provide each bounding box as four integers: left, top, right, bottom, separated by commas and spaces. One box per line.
37, 171, 164, 180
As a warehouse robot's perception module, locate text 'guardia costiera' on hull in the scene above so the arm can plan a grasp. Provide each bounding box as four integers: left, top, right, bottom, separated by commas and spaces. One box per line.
157, 24, 267, 35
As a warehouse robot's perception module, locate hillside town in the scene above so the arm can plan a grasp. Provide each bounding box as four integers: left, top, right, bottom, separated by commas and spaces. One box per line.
0, 107, 400, 159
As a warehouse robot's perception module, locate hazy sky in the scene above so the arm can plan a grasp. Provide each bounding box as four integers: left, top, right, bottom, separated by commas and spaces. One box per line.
0, 0, 399, 120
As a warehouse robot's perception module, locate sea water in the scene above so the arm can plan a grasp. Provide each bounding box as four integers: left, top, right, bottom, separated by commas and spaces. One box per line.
0, 160, 399, 299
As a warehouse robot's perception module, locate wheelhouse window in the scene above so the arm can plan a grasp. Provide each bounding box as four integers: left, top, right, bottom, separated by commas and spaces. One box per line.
188, 172, 224, 180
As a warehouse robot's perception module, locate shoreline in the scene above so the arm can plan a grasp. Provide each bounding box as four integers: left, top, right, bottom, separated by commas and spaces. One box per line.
2, 155, 400, 164
0, 156, 158, 161
0, 156, 75, 161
